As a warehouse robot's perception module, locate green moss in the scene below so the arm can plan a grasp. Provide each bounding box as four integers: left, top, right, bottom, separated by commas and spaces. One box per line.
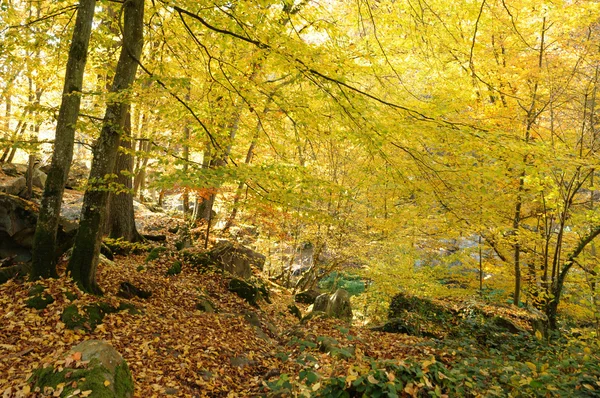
182, 251, 212, 271
65, 291, 78, 301
114, 361, 134, 397
136, 265, 145, 272
28, 284, 46, 296
61, 304, 83, 329
30, 358, 133, 397
25, 293, 55, 310
62, 301, 139, 331
118, 301, 140, 315
104, 237, 150, 255
166, 261, 182, 276
228, 278, 260, 307
145, 246, 167, 262
288, 304, 302, 320
85, 303, 110, 329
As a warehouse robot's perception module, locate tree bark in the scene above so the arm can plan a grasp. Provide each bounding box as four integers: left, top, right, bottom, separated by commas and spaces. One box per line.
30, 0, 96, 280
69, 0, 144, 293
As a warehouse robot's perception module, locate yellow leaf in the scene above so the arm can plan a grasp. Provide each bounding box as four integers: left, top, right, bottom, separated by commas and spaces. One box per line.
422, 357, 436, 369
22, 385, 31, 394
525, 362, 537, 372
367, 374, 378, 384
345, 374, 357, 387
81, 391, 92, 397
583, 384, 595, 391
104, 380, 111, 387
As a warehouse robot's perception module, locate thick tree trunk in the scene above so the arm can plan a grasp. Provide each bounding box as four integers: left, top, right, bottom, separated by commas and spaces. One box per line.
105, 107, 143, 242
30, 0, 96, 280
69, 0, 144, 293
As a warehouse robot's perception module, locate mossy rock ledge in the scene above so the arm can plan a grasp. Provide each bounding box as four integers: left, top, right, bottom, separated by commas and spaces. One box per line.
30, 340, 134, 397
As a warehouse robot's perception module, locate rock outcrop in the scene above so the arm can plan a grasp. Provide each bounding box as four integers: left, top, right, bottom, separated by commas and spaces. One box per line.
210, 240, 266, 279
310, 288, 353, 321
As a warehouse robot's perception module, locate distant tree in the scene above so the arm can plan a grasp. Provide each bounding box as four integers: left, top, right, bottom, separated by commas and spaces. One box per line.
105, 106, 143, 242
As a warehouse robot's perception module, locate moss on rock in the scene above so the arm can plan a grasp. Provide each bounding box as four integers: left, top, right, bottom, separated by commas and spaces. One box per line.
61, 301, 139, 331
64, 291, 78, 301
28, 284, 46, 296
30, 340, 134, 397
145, 246, 167, 262
166, 261, 182, 276
228, 278, 260, 307
25, 293, 54, 310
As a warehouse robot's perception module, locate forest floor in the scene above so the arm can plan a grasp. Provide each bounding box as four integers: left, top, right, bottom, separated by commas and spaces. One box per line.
0, 214, 599, 397
0, 218, 438, 398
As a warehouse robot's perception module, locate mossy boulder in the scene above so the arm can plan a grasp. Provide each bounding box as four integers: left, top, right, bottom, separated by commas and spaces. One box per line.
166, 261, 182, 276
228, 278, 265, 307
210, 240, 265, 278
145, 246, 167, 262
196, 297, 216, 313
311, 289, 353, 321
117, 282, 152, 300
25, 284, 55, 310
25, 293, 55, 310
288, 304, 302, 320
61, 302, 138, 331
30, 339, 134, 397
182, 251, 212, 272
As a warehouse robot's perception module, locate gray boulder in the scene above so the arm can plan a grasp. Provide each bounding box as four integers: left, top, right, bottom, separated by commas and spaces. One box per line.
0, 175, 26, 196
30, 339, 134, 397
0, 193, 38, 251
1, 163, 27, 176
0, 192, 76, 264
32, 169, 47, 189
211, 240, 265, 279
311, 289, 353, 321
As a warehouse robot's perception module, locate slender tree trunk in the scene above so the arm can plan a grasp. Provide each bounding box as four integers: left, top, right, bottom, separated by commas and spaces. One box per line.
69, 0, 144, 293
182, 88, 191, 214
0, 93, 11, 162
105, 107, 143, 242
30, 0, 96, 280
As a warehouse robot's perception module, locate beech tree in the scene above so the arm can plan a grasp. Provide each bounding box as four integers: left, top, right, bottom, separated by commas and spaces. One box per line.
69, 0, 144, 293
30, 0, 96, 280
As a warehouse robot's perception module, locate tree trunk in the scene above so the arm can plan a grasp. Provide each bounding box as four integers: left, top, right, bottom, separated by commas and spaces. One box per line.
0, 93, 11, 162
546, 224, 600, 329
105, 107, 143, 242
69, 0, 144, 293
30, 0, 96, 280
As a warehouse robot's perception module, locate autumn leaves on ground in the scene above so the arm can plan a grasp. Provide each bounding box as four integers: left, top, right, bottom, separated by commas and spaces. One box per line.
0, 220, 440, 398
1, 211, 600, 398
